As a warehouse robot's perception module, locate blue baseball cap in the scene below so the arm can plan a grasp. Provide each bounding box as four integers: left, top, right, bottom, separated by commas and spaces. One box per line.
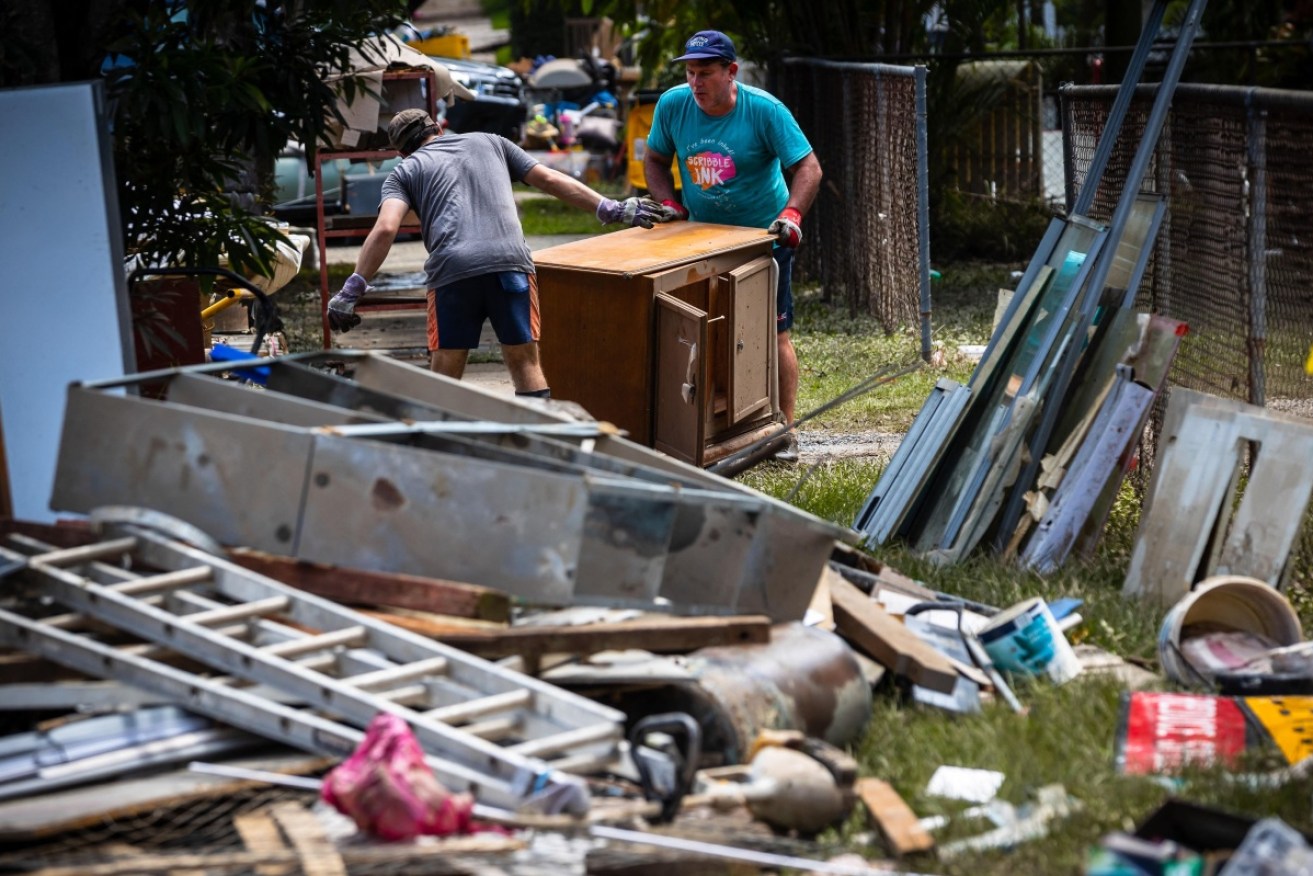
672, 30, 737, 63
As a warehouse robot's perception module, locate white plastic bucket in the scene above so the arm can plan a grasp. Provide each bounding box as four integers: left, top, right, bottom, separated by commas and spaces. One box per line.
1158, 575, 1303, 687
978, 597, 1082, 684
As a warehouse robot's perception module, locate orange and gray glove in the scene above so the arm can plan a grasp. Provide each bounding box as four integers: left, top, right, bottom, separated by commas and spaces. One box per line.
768, 207, 803, 248
658, 199, 689, 222
328, 272, 369, 333
596, 197, 670, 229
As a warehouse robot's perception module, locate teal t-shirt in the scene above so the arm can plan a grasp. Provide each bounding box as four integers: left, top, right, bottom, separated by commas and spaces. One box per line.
646, 82, 813, 230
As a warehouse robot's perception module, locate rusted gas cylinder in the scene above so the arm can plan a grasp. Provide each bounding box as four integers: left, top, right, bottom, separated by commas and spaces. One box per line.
671, 622, 871, 765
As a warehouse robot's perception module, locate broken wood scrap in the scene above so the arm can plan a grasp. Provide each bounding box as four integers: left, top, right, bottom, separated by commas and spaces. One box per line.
23, 833, 526, 876
854, 777, 935, 857
268, 802, 346, 876
0, 751, 332, 843
362, 609, 771, 658
0, 517, 97, 550
828, 573, 959, 694
227, 548, 511, 623
233, 809, 294, 876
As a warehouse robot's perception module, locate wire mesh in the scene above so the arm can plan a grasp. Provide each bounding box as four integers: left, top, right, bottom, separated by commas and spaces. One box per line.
1063, 83, 1313, 408
778, 59, 929, 336
1065, 83, 1313, 590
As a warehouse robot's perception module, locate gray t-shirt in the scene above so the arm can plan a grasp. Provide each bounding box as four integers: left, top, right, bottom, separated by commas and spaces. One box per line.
379, 132, 539, 290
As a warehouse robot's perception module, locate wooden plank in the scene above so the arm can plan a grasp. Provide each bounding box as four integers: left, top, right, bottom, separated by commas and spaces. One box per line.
855, 777, 935, 857
828, 575, 959, 694
269, 802, 346, 876
0, 752, 332, 842
361, 610, 771, 658
1123, 406, 1240, 605
233, 810, 293, 876
1216, 419, 1313, 586
226, 548, 510, 623
26, 835, 525, 876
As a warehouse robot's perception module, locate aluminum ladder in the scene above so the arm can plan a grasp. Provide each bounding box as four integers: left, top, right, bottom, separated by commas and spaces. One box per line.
0, 521, 628, 813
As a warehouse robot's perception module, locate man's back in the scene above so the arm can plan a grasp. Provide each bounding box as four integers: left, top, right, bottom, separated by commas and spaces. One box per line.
382, 132, 538, 290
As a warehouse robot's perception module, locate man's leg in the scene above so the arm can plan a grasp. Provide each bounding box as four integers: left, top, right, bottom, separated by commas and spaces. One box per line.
778, 329, 798, 425
427, 279, 484, 381
501, 341, 549, 394
772, 247, 800, 461
430, 348, 469, 379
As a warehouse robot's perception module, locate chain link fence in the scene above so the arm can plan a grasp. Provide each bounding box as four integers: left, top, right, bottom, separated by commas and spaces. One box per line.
1062, 82, 1313, 410
777, 59, 931, 354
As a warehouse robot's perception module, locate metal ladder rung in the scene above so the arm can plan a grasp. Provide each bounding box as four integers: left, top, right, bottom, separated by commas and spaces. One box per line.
109, 566, 213, 596
343, 656, 449, 691
25, 537, 139, 568
461, 717, 521, 741
120, 621, 251, 658
511, 724, 620, 759
262, 627, 367, 657
291, 652, 338, 673
372, 684, 430, 705
40, 593, 169, 631
550, 750, 622, 776
182, 596, 290, 626
423, 689, 533, 724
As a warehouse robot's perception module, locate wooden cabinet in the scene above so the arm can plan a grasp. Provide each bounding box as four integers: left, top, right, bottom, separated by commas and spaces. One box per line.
535, 222, 779, 465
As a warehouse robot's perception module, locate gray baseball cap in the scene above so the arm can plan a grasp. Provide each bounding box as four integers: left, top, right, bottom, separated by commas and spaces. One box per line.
388, 109, 440, 153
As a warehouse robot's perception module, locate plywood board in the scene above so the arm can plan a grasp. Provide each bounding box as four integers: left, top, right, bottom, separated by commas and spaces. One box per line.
532, 222, 773, 274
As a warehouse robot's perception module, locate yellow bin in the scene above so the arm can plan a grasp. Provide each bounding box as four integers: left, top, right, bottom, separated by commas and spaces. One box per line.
626, 90, 680, 194
411, 32, 470, 60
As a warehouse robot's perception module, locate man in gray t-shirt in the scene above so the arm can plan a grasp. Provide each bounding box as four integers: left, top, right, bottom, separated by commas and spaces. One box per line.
328, 109, 673, 397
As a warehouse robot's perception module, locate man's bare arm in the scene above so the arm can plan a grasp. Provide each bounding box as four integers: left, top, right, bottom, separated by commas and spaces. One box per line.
642, 148, 678, 204
783, 153, 823, 217
352, 198, 409, 279
523, 164, 604, 213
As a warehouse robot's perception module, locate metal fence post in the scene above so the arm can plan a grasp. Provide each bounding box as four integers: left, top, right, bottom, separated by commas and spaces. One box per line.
915, 65, 933, 362
1246, 90, 1269, 407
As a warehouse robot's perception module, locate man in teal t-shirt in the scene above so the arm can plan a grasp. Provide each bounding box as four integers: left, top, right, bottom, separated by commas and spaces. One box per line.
644, 30, 822, 462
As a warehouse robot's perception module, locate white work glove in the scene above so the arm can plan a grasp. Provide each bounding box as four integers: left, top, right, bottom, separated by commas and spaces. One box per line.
658, 199, 689, 222
596, 197, 669, 229
328, 272, 369, 333
768, 207, 803, 248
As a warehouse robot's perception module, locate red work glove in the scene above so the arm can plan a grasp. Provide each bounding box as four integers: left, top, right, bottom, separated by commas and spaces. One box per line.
768, 207, 803, 248
659, 199, 689, 221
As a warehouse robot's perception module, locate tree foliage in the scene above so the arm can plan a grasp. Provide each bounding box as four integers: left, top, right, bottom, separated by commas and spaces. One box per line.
0, 0, 409, 277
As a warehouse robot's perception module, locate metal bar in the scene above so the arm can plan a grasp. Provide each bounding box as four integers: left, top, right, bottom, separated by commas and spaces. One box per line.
1245, 92, 1268, 407
424, 689, 533, 723
177, 596, 291, 627
344, 656, 451, 690
263, 627, 368, 657
915, 64, 933, 362
993, 0, 1211, 550
26, 538, 138, 567
1071, 0, 1169, 216
110, 566, 214, 596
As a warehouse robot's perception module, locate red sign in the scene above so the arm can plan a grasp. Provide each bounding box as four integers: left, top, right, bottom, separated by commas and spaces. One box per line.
1117, 692, 1251, 774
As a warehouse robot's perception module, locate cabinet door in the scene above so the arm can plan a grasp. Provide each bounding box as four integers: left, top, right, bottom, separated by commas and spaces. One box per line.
653, 293, 708, 465
724, 254, 775, 425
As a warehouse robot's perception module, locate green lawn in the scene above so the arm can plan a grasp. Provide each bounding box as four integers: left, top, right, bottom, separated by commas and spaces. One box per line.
734, 267, 1313, 872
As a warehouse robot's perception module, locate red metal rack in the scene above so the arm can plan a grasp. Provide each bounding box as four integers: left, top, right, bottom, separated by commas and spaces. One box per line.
315, 69, 437, 349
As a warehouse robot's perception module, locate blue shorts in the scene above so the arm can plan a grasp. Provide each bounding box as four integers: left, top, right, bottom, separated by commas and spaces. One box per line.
427, 271, 540, 350
774, 246, 795, 333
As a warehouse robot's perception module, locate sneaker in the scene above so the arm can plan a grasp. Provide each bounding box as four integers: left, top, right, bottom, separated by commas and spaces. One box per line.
774, 431, 800, 463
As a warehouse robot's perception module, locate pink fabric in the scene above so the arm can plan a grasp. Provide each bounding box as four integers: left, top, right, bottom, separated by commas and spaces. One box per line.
322, 712, 476, 841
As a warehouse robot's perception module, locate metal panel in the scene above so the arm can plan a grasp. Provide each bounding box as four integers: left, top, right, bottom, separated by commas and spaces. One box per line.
50, 385, 311, 554
52, 358, 855, 620
725, 255, 774, 425
300, 433, 589, 605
